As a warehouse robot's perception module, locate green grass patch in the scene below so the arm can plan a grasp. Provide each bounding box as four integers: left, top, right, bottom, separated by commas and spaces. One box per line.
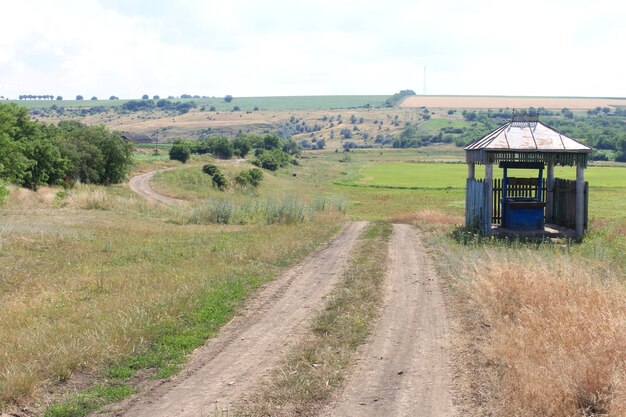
347, 162, 626, 190
418, 118, 468, 133
43, 384, 134, 417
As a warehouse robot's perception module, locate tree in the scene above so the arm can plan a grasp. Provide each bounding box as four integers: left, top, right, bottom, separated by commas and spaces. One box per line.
91, 96, 98, 101
56, 96, 63, 100
616, 137, 626, 162
232, 136, 251, 157
109, 96, 119, 100
76, 95, 83, 101
234, 168, 263, 188
224, 95, 233, 103
252, 149, 291, 171
340, 128, 352, 139
53, 121, 134, 185
153, 95, 160, 100
169, 141, 191, 163
142, 94, 149, 100
210, 137, 234, 159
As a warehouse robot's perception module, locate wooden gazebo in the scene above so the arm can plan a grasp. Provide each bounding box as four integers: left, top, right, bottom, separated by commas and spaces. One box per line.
464, 115, 592, 239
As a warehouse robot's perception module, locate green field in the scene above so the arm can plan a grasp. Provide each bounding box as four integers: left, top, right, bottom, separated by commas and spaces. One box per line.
9, 95, 389, 111
349, 162, 626, 189
417, 118, 467, 133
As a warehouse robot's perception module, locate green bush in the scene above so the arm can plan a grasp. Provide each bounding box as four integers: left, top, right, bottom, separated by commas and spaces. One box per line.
253, 149, 292, 171
212, 172, 228, 190
202, 164, 220, 176
169, 142, 191, 163
193, 137, 233, 159
234, 168, 264, 188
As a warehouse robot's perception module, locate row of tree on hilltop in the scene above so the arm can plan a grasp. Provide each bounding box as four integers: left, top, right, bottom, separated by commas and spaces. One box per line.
14, 94, 235, 102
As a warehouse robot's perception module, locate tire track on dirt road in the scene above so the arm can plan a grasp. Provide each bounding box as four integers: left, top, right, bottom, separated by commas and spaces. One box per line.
128, 169, 185, 206
325, 223, 457, 417
105, 221, 368, 417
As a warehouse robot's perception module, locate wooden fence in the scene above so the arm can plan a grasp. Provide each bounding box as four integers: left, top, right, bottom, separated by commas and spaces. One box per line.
466, 178, 490, 235
552, 178, 588, 230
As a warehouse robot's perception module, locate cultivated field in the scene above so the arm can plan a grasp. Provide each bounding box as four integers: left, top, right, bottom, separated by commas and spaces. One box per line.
400, 95, 626, 109
11, 95, 388, 111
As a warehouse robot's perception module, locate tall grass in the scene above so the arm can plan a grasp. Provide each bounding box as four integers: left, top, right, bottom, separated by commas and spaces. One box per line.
187, 195, 348, 225
428, 223, 626, 417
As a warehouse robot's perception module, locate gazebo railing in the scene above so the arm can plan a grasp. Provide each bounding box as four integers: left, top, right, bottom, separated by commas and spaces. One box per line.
490, 178, 587, 228
492, 178, 547, 224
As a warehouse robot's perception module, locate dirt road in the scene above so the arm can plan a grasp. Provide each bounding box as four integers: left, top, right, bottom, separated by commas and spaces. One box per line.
326, 223, 456, 417
128, 170, 185, 206
111, 221, 368, 417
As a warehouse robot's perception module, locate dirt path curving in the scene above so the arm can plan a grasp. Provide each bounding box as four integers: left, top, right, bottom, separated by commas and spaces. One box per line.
128, 169, 185, 206
326, 223, 457, 417
106, 221, 368, 417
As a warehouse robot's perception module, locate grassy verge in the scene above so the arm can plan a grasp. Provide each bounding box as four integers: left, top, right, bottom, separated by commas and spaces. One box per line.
237, 221, 391, 416
0, 180, 344, 415
409, 211, 626, 417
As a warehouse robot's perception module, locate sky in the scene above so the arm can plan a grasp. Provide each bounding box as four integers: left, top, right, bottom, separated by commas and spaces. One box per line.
0, 0, 624, 99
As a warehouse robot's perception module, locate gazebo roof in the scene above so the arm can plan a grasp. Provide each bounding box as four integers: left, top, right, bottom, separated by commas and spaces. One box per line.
464, 115, 592, 166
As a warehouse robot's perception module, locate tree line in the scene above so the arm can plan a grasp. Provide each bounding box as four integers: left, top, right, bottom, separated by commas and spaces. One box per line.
18, 95, 57, 100
169, 134, 301, 171
0, 103, 134, 191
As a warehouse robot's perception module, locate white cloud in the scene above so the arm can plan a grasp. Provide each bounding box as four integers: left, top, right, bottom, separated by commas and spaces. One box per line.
0, 0, 624, 99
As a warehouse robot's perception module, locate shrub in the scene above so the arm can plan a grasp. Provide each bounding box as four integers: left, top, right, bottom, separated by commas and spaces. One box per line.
169, 142, 191, 163
234, 168, 264, 188
210, 137, 234, 159
212, 172, 228, 190
202, 164, 220, 176
252, 149, 291, 171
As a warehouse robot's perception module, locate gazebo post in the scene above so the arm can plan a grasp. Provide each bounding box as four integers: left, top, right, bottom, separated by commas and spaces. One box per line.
468, 162, 475, 180
546, 162, 555, 223
465, 162, 476, 228
576, 162, 585, 239
484, 162, 493, 236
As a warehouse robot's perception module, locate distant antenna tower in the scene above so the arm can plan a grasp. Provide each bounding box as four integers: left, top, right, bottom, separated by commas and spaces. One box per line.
423, 66, 426, 95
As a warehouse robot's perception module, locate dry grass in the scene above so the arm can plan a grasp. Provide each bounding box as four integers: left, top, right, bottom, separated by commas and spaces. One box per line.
400, 95, 626, 110
0, 190, 343, 411
471, 257, 626, 416
432, 231, 626, 417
